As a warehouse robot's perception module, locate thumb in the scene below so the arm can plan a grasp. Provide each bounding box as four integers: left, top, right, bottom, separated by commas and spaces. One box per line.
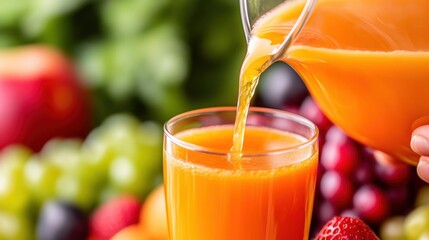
411, 125, 429, 156
417, 156, 429, 183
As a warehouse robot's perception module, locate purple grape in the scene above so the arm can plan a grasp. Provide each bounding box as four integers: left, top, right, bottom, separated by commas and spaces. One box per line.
37, 201, 88, 240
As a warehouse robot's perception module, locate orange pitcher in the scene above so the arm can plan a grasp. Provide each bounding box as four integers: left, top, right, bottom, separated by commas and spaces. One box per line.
240, 0, 429, 165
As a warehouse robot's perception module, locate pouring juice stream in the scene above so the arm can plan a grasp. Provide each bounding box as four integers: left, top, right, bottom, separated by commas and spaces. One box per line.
233, 0, 429, 165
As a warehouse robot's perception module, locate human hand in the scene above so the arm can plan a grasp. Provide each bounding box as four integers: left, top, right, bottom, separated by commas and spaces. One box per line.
411, 125, 429, 183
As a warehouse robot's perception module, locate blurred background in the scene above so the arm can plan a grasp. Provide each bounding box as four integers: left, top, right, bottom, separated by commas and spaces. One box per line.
0, 0, 245, 123
0, 0, 428, 240
0, 0, 247, 239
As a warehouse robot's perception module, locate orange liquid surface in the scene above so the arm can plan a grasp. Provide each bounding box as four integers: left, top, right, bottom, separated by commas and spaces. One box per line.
164, 125, 318, 240
243, 0, 429, 164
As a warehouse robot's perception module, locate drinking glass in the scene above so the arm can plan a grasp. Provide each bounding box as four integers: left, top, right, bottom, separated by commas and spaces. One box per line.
163, 107, 319, 240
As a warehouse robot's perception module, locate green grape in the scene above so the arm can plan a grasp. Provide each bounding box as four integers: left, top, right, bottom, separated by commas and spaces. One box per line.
101, 114, 141, 136
83, 114, 141, 169
40, 138, 83, 172
97, 185, 122, 204
41, 138, 105, 193
82, 129, 116, 183
0, 145, 32, 162
136, 121, 163, 171
24, 156, 62, 203
0, 171, 30, 213
55, 174, 98, 212
0, 145, 32, 212
404, 204, 429, 240
85, 114, 163, 200
138, 121, 162, 147
96, 114, 143, 154
0, 211, 34, 240
78, 153, 107, 190
108, 153, 154, 198
0, 145, 32, 175
380, 216, 405, 240
420, 231, 429, 240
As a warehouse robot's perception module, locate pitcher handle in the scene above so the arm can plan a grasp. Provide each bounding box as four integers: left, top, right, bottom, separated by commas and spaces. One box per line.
240, 0, 319, 61
240, 0, 252, 43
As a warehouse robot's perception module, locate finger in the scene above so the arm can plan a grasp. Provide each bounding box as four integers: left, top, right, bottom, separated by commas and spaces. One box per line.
417, 156, 429, 183
411, 125, 429, 156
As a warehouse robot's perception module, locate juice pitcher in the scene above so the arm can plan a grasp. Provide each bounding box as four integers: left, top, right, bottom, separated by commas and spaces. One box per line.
240, 0, 429, 165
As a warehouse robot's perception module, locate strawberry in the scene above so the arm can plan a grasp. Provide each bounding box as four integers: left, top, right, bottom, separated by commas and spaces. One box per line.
315, 216, 379, 240
89, 195, 142, 240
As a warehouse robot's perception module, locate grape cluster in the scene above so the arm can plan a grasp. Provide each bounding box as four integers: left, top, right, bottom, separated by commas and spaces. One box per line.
313, 123, 423, 230
380, 187, 429, 240
0, 114, 162, 239
257, 62, 428, 238
299, 96, 425, 236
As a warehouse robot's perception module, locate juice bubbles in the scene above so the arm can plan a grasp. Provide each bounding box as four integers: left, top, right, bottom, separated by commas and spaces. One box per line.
242, 0, 429, 164
164, 107, 318, 240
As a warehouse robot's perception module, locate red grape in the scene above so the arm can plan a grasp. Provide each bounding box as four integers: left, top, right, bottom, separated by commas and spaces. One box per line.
386, 186, 410, 214
281, 105, 300, 114
320, 171, 354, 210
299, 96, 332, 133
317, 201, 338, 224
353, 184, 390, 224
375, 160, 411, 186
321, 140, 359, 175
354, 162, 376, 185
340, 209, 359, 218
360, 147, 378, 164
325, 125, 349, 144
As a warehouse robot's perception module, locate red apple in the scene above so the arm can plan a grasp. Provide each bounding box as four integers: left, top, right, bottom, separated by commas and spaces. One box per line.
0, 45, 91, 151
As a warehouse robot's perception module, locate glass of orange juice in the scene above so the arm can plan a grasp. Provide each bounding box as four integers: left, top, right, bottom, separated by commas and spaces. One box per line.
163, 107, 318, 240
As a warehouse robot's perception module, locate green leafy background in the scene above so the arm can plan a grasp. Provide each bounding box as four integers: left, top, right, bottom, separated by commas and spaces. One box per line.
0, 0, 246, 124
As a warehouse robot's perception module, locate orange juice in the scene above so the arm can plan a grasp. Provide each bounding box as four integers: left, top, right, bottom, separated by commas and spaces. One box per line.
164, 108, 318, 240
242, 0, 429, 164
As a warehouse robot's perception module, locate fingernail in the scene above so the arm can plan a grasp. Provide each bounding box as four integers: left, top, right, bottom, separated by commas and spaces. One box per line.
411, 135, 429, 155
417, 159, 429, 183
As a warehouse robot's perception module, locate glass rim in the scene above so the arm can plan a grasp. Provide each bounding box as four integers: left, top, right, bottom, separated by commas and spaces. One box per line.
164, 106, 319, 157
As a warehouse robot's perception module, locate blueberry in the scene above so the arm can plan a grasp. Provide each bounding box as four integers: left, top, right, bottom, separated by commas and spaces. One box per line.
37, 201, 88, 240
